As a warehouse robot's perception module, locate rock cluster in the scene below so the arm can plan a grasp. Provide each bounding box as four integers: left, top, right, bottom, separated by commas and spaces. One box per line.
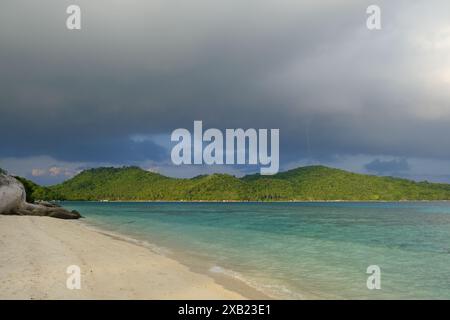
0, 173, 81, 219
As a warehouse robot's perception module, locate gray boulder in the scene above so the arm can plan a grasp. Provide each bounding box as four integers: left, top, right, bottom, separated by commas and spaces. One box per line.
35, 200, 61, 208
0, 173, 81, 219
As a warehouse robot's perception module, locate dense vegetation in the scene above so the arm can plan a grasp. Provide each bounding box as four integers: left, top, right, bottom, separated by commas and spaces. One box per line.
14, 176, 64, 203
30, 165, 450, 201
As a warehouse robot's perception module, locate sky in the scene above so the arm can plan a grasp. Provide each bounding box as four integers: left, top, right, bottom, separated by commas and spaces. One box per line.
2, 0, 450, 185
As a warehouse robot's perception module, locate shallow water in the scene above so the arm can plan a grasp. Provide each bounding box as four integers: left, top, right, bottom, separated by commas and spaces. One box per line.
62, 201, 450, 299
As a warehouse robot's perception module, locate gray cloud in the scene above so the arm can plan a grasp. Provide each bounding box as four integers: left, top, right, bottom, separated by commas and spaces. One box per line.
365, 158, 410, 175
1, 1, 450, 181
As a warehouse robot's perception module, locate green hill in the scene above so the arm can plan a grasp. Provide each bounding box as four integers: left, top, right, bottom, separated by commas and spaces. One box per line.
13, 176, 63, 203
34, 165, 450, 201
1, 167, 60, 202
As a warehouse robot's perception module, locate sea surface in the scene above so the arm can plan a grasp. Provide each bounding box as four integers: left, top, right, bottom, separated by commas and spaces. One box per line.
62, 201, 450, 299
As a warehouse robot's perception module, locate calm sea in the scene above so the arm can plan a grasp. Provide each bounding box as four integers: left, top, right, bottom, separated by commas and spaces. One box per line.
62, 201, 450, 299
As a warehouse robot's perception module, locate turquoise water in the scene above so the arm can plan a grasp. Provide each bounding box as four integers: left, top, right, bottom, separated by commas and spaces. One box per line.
62, 201, 450, 299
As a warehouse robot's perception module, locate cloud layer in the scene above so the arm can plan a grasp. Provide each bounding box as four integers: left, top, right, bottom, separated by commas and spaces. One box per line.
2, 1, 450, 183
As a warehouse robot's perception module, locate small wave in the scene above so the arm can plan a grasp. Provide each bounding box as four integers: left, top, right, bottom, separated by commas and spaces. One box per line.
79, 220, 172, 256
208, 264, 304, 299
209, 265, 225, 273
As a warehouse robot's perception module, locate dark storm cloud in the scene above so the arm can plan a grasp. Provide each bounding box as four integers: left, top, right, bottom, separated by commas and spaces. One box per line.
1, 0, 450, 169
1, 133, 167, 163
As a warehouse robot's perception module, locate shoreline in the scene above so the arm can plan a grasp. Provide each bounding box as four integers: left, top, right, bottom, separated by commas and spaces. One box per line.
0, 215, 269, 300
80, 220, 272, 300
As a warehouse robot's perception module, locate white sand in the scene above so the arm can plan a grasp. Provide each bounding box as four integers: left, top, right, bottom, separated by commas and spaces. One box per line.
0, 215, 246, 299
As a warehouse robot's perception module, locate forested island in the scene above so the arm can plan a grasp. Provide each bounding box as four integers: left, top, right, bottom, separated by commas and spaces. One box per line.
8, 165, 450, 201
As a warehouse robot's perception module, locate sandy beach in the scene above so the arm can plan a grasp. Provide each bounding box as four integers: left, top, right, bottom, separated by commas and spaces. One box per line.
0, 215, 248, 300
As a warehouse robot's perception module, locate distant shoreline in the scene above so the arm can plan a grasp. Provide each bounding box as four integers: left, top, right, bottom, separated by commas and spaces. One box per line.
23, 166, 450, 203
